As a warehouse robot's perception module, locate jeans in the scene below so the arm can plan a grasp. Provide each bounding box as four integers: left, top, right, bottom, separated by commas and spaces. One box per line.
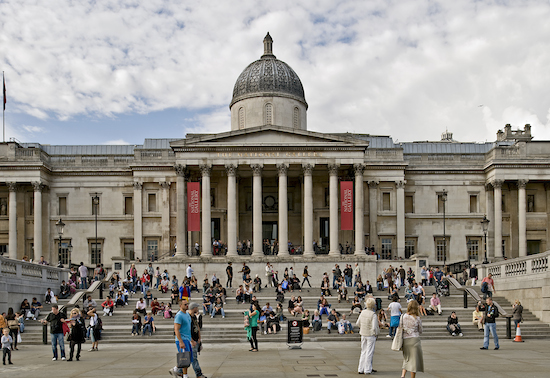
80, 278, 88, 290
211, 307, 225, 318
51, 332, 66, 359
319, 307, 330, 316
483, 291, 493, 300
191, 342, 203, 377
345, 276, 352, 287
203, 304, 212, 316
226, 276, 232, 288
132, 324, 140, 334
143, 323, 153, 335
483, 322, 499, 349
340, 322, 352, 333
69, 340, 81, 360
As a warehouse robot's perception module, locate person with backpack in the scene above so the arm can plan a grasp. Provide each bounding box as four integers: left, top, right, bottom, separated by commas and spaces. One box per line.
189, 303, 207, 378
480, 297, 500, 350
87, 308, 101, 352
480, 273, 495, 300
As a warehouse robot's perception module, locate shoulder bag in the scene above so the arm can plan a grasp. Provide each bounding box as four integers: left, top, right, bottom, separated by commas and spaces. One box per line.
391, 315, 404, 352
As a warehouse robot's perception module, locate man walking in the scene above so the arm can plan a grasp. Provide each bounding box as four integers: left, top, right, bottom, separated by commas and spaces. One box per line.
302, 265, 312, 288
469, 264, 478, 286
480, 297, 500, 350
188, 303, 207, 378
40, 305, 67, 361
78, 262, 88, 290
186, 264, 194, 280
356, 297, 379, 374
226, 262, 233, 288
170, 299, 193, 377
481, 273, 495, 300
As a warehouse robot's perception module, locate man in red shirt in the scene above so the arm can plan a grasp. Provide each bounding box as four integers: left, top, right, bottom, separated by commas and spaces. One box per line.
481, 273, 495, 299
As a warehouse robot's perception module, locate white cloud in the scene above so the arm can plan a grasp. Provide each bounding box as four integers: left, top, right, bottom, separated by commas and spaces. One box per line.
21, 125, 46, 134
1, 0, 550, 143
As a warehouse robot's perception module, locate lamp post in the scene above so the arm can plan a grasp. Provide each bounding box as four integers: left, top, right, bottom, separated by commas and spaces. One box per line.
466, 239, 472, 269
481, 215, 490, 264
56, 218, 65, 268
442, 189, 448, 270
67, 241, 73, 269
93, 193, 99, 264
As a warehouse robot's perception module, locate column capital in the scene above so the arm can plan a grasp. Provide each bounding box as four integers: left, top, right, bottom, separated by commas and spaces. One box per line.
354, 163, 365, 176
302, 163, 314, 176
225, 164, 237, 177
251, 164, 263, 176
276, 163, 289, 176
327, 164, 339, 176
133, 182, 143, 190
367, 180, 379, 188
160, 181, 171, 190
7, 182, 17, 192
174, 164, 187, 177
32, 181, 44, 192
396, 180, 406, 189
517, 179, 528, 189
492, 179, 504, 189
200, 164, 212, 177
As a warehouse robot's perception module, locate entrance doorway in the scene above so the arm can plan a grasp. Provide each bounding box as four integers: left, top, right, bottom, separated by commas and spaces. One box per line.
319, 217, 329, 254
211, 218, 221, 242
263, 221, 277, 255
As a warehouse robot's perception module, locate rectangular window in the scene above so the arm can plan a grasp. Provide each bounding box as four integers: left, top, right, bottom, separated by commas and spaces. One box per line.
469, 195, 477, 213
0, 244, 7, 256
91, 242, 102, 265
382, 192, 391, 211
467, 239, 479, 260
147, 240, 158, 261
124, 242, 134, 260
405, 195, 414, 213
0, 197, 7, 216
381, 238, 392, 259
436, 238, 448, 262
405, 238, 416, 258
527, 195, 535, 213
527, 240, 540, 255
125, 196, 133, 215
148, 193, 157, 212
59, 241, 70, 265
92, 196, 100, 215
59, 197, 67, 216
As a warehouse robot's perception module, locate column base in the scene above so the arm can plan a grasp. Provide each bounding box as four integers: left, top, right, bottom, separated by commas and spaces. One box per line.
303, 250, 316, 258
328, 250, 340, 257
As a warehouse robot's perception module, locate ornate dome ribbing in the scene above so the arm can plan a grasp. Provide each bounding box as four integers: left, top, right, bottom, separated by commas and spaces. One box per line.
230, 33, 307, 108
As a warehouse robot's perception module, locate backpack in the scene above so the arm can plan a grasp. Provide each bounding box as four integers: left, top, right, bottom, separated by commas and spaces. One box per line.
375, 298, 383, 311
481, 281, 488, 293
94, 316, 103, 330
314, 321, 322, 331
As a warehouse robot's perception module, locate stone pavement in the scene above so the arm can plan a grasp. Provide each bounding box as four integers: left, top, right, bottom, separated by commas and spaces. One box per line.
2, 338, 549, 378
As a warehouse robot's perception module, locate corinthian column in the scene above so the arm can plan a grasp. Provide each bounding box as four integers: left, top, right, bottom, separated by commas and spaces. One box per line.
518, 179, 528, 257
277, 164, 289, 257
354, 164, 365, 254
396, 180, 405, 259
174, 165, 187, 257
160, 181, 171, 256
251, 164, 263, 257
200, 164, 212, 257
8, 182, 17, 259
368, 181, 378, 252
32, 182, 44, 259
133, 182, 143, 260
226, 164, 238, 257
493, 180, 503, 259
328, 164, 339, 256
303, 164, 315, 257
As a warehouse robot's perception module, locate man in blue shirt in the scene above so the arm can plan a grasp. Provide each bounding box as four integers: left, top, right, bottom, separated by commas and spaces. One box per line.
170, 299, 193, 377
434, 267, 444, 283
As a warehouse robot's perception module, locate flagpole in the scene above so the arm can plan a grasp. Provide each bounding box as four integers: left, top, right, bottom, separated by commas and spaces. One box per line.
3, 71, 5, 143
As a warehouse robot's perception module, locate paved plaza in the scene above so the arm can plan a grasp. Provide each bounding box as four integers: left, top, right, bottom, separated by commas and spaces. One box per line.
2, 338, 549, 378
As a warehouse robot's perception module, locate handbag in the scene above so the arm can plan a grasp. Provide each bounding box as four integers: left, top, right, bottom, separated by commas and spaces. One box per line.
391, 315, 404, 352
177, 351, 191, 368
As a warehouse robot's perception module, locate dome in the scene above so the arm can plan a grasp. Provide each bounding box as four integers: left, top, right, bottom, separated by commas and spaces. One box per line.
230, 33, 307, 109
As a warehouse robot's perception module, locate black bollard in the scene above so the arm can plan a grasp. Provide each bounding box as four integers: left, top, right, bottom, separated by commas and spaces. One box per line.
506, 317, 512, 339
42, 323, 48, 344
463, 291, 468, 308
99, 283, 104, 300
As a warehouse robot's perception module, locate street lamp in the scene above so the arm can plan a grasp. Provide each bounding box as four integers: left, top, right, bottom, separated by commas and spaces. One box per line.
442, 189, 448, 271
93, 193, 99, 264
481, 215, 490, 264
56, 218, 65, 268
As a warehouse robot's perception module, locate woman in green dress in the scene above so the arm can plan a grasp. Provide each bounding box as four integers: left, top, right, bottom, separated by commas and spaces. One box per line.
245, 304, 259, 351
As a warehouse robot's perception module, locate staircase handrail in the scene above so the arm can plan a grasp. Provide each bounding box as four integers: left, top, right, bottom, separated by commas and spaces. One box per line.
59, 271, 114, 314
445, 276, 511, 318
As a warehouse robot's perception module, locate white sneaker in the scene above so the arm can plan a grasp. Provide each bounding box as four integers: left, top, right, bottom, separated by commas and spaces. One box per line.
52, 357, 57, 361
169, 367, 183, 377
459, 333, 463, 337
386, 335, 391, 338
61, 357, 66, 361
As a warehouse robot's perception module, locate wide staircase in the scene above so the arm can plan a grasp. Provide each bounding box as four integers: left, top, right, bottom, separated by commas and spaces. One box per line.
20, 283, 550, 345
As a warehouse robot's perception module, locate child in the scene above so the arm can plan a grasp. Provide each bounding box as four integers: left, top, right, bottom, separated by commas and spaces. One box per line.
164, 303, 173, 319
2, 328, 13, 365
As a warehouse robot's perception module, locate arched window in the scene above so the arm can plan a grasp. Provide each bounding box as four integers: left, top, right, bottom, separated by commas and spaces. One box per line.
238, 107, 245, 129
265, 103, 272, 125
293, 107, 300, 128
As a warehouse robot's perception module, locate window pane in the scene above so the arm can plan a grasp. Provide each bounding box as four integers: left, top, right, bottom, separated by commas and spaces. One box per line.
468, 239, 479, 260
91, 243, 102, 264
436, 239, 447, 261
147, 240, 158, 261
381, 238, 392, 259
124, 243, 134, 260
405, 239, 415, 258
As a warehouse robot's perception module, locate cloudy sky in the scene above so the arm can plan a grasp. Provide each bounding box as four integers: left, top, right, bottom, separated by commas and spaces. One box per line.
1, 0, 550, 146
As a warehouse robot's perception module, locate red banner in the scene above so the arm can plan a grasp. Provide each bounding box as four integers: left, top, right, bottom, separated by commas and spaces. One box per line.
340, 181, 353, 230
187, 182, 201, 231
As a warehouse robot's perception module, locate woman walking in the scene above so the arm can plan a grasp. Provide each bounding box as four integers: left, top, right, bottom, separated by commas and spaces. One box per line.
356, 297, 379, 374
512, 300, 523, 329
245, 303, 259, 352
401, 300, 424, 378
68, 308, 86, 361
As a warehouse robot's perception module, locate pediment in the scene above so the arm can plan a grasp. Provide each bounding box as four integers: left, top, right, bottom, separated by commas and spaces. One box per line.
170, 125, 368, 149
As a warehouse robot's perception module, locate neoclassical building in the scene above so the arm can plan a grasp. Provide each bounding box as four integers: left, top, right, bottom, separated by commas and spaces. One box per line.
1, 34, 550, 266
